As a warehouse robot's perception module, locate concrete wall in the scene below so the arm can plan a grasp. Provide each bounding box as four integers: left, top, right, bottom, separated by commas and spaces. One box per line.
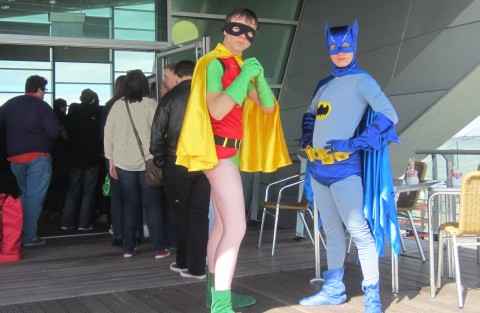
280, 0, 480, 177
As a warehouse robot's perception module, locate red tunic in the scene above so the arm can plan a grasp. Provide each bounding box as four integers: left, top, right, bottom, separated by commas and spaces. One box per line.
210, 57, 243, 159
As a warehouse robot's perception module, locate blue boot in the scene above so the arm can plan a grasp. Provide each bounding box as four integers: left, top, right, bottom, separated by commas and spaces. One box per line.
299, 266, 347, 306
362, 281, 382, 313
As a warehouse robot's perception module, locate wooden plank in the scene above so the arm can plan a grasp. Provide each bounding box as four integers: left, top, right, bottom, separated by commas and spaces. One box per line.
0, 226, 479, 312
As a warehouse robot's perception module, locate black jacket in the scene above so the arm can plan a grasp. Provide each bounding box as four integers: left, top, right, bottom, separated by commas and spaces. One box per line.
65, 101, 102, 169
150, 79, 191, 168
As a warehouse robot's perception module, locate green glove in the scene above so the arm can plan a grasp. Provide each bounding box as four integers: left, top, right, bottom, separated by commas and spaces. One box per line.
224, 58, 261, 105
254, 68, 274, 108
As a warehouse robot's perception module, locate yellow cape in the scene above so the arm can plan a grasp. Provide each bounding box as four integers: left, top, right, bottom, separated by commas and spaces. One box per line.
176, 43, 292, 172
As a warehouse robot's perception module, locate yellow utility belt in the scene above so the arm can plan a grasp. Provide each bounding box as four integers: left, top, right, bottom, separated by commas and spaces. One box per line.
305, 146, 351, 165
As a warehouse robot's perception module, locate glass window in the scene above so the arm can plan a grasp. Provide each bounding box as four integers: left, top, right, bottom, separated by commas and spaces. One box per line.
114, 29, 155, 41
55, 63, 110, 84
69, 8, 111, 18
0, 14, 49, 24
114, 10, 155, 30
55, 60, 111, 106
114, 51, 155, 76
56, 83, 111, 108
0, 60, 50, 70
171, 0, 302, 20
0, 69, 52, 93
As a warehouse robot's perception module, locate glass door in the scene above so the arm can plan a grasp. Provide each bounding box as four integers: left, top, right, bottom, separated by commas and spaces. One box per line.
151, 36, 210, 100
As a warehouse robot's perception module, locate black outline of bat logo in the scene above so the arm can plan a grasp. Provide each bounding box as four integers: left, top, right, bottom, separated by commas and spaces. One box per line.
316, 102, 331, 120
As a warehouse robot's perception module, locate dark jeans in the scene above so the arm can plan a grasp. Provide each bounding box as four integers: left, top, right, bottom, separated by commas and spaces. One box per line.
108, 160, 123, 240
116, 167, 165, 253
161, 187, 176, 249
108, 161, 143, 240
164, 158, 210, 275
43, 148, 68, 215
11, 155, 52, 242
61, 165, 99, 228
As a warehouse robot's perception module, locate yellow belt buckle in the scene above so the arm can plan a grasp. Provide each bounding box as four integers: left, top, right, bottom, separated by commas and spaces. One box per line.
335, 152, 350, 161
234, 139, 238, 149
321, 152, 334, 165
222, 137, 228, 148
305, 146, 315, 162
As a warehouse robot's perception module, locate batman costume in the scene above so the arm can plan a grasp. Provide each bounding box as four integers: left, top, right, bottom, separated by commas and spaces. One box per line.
299, 21, 401, 313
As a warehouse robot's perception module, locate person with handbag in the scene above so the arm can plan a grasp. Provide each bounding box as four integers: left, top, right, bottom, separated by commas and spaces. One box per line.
104, 69, 170, 259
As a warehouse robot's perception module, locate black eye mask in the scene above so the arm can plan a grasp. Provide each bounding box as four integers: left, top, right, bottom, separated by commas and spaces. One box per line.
224, 22, 257, 42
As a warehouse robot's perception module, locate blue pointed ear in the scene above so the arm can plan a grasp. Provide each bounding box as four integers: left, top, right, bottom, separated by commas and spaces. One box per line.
352, 20, 359, 41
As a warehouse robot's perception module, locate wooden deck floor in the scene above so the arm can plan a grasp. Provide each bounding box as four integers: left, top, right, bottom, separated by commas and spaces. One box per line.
0, 223, 478, 312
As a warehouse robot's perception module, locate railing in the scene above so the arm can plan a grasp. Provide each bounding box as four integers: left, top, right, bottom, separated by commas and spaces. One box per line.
415, 149, 480, 184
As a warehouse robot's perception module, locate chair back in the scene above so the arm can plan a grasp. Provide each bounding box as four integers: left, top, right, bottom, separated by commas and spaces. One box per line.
397, 161, 427, 209
458, 171, 480, 236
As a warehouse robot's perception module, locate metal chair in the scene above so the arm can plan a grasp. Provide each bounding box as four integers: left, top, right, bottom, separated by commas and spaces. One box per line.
436, 171, 480, 308
396, 161, 428, 261
258, 174, 325, 256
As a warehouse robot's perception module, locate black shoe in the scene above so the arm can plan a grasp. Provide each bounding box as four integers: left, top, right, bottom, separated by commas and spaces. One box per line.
23, 238, 46, 247
111, 238, 123, 247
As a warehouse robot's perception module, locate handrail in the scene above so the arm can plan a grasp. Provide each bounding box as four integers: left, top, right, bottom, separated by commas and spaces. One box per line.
415, 149, 480, 182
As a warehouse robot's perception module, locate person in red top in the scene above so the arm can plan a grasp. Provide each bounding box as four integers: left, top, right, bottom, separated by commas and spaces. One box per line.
0, 75, 59, 246
201, 8, 276, 313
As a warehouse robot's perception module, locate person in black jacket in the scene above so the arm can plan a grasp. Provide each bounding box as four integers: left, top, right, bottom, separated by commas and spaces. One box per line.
150, 60, 211, 279
60, 89, 102, 231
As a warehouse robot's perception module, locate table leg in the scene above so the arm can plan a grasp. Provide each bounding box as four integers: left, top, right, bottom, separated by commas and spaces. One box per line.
428, 196, 437, 298
392, 249, 398, 295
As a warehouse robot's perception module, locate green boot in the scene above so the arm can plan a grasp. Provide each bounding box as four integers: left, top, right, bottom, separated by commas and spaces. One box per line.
211, 288, 234, 313
206, 272, 256, 309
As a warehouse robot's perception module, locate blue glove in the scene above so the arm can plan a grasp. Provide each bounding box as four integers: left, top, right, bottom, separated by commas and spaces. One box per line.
300, 113, 315, 148
325, 113, 401, 154
325, 139, 357, 153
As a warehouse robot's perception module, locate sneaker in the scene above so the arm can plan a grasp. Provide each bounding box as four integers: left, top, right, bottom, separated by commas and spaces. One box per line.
78, 225, 93, 231
60, 226, 74, 231
23, 238, 46, 247
169, 262, 187, 273
180, 270, 206, 280
123, 250, 136, 258
154, 249, 171, 259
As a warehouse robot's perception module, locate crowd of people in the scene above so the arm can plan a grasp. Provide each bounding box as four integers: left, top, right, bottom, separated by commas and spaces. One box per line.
0, 7, 401, 313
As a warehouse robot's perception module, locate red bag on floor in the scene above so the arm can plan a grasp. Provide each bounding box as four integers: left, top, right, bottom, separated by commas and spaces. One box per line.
0, 194, 23, 262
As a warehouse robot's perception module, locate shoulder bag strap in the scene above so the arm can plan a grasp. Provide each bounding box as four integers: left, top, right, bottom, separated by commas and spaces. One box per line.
125, 100, 147, 162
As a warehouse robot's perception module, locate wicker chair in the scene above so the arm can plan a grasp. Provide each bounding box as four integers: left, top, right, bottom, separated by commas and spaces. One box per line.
258, 174, 325, 256
436, 171, 480, 308
396, 161, 428, 261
